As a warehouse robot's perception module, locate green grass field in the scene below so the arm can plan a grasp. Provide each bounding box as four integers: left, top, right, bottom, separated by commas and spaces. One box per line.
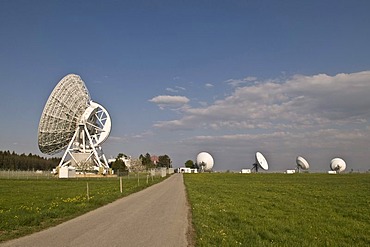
0, 174, 165, 242
184, 173, 370, 247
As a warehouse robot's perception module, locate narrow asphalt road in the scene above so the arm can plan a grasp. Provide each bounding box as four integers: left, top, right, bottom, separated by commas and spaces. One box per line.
1, 174, 189, 247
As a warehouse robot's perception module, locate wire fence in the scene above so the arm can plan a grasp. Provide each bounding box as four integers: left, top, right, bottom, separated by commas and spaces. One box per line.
0, 168, 175, 180
0, 170, 55, 179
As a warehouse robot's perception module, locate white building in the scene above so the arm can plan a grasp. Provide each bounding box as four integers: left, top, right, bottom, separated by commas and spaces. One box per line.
286, 169, 296, 174
178, 167, 198, 173
241, 169, 251, 174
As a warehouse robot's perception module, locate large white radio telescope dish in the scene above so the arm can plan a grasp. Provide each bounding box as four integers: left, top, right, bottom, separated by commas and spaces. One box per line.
196, 152, 214, 172
253, 152, 268, 172
330, 158, 346, 173
38, 74, 90, 154
296, 156, 310, 171
38, 74, 111, 172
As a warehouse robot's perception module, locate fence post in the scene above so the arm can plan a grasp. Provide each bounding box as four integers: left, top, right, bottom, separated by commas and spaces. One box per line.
120, 177, 123, 193
86, 182, 90, 201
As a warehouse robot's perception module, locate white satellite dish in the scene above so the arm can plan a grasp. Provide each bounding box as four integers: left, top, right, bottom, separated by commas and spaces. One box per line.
252, 152, 268, 172
196, 152, 214, 172
330, 158, 346, 173
38, 74, 111, 172
296, 156, 310, 172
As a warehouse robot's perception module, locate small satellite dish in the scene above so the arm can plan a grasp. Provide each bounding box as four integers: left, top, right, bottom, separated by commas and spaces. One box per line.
296, 156, 310, 172
330, 158, 346, 173
252, 152, 268, 172
38, 74, 111, 173
196, 152, 214, 172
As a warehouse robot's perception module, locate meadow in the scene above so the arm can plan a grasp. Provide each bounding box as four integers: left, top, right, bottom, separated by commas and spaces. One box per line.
0, 174, 165, 242
184, 173, 370, 247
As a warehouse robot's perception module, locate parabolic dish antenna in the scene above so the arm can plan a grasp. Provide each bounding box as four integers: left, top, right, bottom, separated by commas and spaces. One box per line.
330, 158, 346, 173
38, 74, 111, 172
296, 156, 310, 172
252, 151, 269, 172
196, 152, 214, 172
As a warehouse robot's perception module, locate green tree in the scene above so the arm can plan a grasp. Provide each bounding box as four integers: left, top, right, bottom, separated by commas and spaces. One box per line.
185, 160, 194, 168
158, 155, 172, 168
111, 154, 128, 176
139, 153, 154, 168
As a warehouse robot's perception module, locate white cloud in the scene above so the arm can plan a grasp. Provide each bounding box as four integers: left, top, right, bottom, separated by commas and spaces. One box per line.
160, 71, 370, 130
149, 95, 190, 109
166, 86, 186, 93
226, 76, 257, 87
108, 136, 125, 142
165, 87, 178, 93
205, 83, 214, 88
153, 117, 195, 130
151, 71, 370, 171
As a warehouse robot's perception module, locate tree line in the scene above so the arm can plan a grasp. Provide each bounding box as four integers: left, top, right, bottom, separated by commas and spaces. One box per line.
0, 150, 173, 172
110, 152, 173, 173
139, 153, 172, 169
184, 159, 199, 169
0, 150, 60, 171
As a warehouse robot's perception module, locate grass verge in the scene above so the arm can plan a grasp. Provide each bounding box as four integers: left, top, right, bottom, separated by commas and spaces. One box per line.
0, 174, 166, 242
184, 173, 370, 246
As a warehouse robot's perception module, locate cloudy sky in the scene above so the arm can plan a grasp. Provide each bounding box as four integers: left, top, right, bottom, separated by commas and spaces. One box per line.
1, 0, 370, 172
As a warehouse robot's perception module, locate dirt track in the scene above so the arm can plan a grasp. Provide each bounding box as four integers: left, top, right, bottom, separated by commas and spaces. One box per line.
1, 174, 189, 247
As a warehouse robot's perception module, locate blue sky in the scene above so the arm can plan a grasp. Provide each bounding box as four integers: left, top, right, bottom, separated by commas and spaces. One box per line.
1, 0, 370, 172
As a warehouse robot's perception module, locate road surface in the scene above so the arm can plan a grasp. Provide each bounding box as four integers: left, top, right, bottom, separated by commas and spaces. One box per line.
1, 174, 190, 247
